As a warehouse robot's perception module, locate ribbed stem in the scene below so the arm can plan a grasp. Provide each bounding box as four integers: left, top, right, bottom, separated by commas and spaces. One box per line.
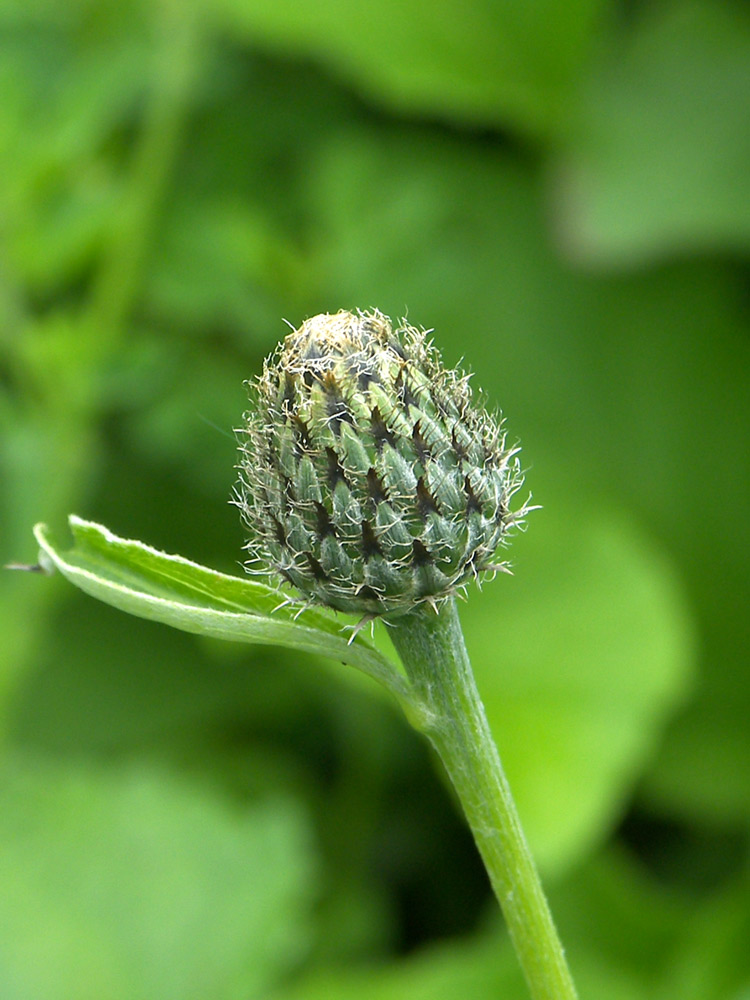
386, 597, 578, 1000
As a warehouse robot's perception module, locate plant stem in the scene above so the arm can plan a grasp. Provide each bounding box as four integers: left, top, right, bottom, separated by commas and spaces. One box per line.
386, 596, 578, 1000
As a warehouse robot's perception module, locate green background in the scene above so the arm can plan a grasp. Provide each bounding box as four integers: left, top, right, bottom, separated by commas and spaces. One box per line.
1, 0, 748, 996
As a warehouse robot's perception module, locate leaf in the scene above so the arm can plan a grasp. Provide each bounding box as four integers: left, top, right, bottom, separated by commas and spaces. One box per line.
269, 849, 702, 1000
144, 195, 306, 337
460, 498, 695, 875
0, 757, 317, 1000
269, 919, 523, 1000
33, 517, 411, 705
207, 0, 605, 138
553, 851, 750, 1000
0, 2, 151, 293
270, 849, 750, 1000
553, 0, 750, 265
9, 590, 280, 752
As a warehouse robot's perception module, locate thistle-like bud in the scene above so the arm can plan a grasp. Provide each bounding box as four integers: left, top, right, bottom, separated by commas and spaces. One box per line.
237, 310, 526, 618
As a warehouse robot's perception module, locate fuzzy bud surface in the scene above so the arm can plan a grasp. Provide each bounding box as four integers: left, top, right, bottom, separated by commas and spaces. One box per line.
237, 310, 526, 617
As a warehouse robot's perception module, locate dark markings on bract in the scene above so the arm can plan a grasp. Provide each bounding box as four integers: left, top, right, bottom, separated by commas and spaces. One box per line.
281, 476, 295, 510
357, 584, 381, 604
302, 339, 323, 363
314, 501, 337, 538
412, 421, 431, 466
357, 367, 379, 391
263, 436, 277, 464
433, 391, 456, 422
366, 467, 389, 504
281, 374, 297, 414
388, 337, 407, 361
290, 414, 313, 452
464, 475, 483, 516
411, 538, 433, 567
451, 426, 469, 462
305, 553, 328, 580
361, 519, 383, 560
416, 476, 439, 518
270, 516, 287, 546
396, 369, 417, 411
325, 392, 352, 435
348, 355, 379, 392
369, 406, 396, 452
326, 447, 349, 488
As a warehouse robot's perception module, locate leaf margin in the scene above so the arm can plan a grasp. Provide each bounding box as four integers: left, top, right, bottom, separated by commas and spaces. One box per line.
33, 516, 416, 707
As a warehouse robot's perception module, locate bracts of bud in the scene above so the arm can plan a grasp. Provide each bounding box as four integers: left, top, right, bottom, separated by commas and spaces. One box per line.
236, 310, 528, 618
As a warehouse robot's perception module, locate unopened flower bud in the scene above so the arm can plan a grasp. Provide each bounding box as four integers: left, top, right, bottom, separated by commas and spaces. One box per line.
237, 310, 526, 617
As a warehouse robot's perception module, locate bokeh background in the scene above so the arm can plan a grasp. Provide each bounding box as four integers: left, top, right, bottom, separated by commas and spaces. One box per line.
1, 0, 749, 997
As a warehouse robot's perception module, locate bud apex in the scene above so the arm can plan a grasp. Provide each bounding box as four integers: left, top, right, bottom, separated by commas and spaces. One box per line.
237, 310, 526, 617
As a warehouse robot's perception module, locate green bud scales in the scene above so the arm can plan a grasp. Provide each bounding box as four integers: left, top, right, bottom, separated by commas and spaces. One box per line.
237, 310, 526, 617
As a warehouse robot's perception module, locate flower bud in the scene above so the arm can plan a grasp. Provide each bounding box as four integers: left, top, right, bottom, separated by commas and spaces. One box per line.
237, 310, 526, 617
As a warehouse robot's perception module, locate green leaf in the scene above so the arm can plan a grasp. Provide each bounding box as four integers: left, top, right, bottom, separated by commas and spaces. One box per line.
207, 0, 604, 138
0, 757, 316, 1000
9, 591, 282, 753
461, 498, 695, 875
33, 517, 411, 706
271, 847, 750, 1000
553, 0, 750, 265
267, 853, 670, 1000
0, 3, 150, 293
269, 919, 523, 1000
553, 850, 750, 1000
145, 196, 306, 337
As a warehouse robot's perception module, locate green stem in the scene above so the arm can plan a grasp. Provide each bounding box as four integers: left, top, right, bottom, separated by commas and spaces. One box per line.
386, 597, 578, 1000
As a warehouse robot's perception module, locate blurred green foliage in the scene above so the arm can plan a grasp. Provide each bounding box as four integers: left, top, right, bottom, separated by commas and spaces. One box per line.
1, 0, 748, 996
